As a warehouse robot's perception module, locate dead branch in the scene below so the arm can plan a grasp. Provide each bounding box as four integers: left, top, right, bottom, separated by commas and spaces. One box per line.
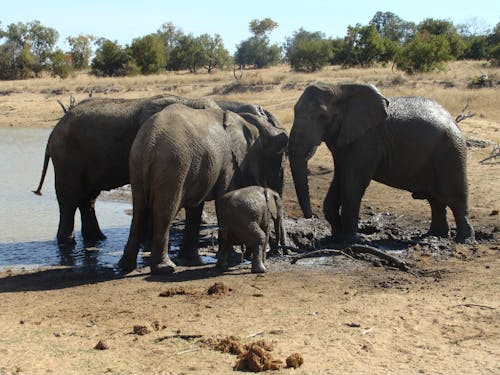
455, 103, 475, 123
56, 95, 77, 114
348, 245, 411, 271
290, 244, 411, 272
450, 303, 495, 310
233, 64, 243, 81
479, 145, 500, 164
56, 99, 67, 113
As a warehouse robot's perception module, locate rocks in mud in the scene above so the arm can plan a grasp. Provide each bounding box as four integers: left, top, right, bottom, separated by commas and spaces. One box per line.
159, 287, 187, 297
94, 339, 109, 350
202, 336, 304, 372
207, 282, 232, 296
286, 352, 304, 369
133, 325, 152, 335
234, 342, 283, 372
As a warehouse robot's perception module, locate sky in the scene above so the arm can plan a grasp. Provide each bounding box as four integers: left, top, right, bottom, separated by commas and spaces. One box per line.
2, 0, 499, 53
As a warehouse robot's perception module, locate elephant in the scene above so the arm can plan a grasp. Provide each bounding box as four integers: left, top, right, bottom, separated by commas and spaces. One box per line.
215, 186, 286, 273
288, 83, 474, 244
33, 94, 283, 246
118, 103, 288, 274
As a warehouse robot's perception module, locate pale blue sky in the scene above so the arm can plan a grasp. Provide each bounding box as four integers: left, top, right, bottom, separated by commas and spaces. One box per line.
2, 0, 499, 53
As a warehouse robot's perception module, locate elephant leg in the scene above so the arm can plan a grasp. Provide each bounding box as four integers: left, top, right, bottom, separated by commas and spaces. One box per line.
323, 172, 342, 240
215, 230, 232, 272
57, 203, 77, 246
119, 204, 147, 273
249, 223, 267, 273
80, 195, 106, 244
450, 203, 475, 243
149, 208, 177, 275
178, 203, 205, 266
427, 199, 449, 238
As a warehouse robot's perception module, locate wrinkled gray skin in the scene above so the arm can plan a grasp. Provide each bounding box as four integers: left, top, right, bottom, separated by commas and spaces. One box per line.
215, 186, 286, 273
289, 83, 474, 243
118, 104, 288, 274
33, 95, 284, 247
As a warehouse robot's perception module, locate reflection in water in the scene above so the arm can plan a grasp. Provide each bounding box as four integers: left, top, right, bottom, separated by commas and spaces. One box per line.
0, 128, 138, 271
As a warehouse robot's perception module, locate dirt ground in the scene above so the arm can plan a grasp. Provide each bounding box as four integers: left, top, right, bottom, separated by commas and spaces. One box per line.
0, 66, 499, 374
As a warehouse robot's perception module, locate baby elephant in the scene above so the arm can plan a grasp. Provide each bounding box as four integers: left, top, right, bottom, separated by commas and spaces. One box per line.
216, 186, 286, 273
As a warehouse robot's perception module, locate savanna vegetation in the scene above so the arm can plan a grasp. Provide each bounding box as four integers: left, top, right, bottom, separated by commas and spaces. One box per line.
0, 12, 498, 79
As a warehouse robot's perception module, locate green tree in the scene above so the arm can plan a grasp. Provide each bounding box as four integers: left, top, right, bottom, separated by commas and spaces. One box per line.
67, 34, 94, 69
198, 33, 232, 72
418, 18, 466, 58
91, 39, 139, 76
49, 49, 73, 78
487, 23, 500, 65
235, 18, 281, 68
396, 31, 452, 73
369, 11, 416, 44
168, 34, 206, 72
157, 22, 184, 67
25, 20, 59, 76
0, 22, 34, 79
129, 34, 166, 74
249, 18, 278, 37
285, 28, 332, 72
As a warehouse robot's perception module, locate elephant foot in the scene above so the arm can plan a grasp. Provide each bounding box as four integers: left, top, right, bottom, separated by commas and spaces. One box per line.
57, 234, 76, 247
118, 255, 137, 274
251, 263, 267, 274
82, 230, 107, 244
455, 230, 475, 244
426, 228, 449, 238
151, 258, 176, 275
215, 260, 228, 273
175, 252, 204, 266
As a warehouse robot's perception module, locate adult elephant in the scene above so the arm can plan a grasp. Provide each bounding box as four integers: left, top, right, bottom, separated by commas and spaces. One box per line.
288, 83, 474, 244
118, 104, 288, 274
33, 95, 283, 246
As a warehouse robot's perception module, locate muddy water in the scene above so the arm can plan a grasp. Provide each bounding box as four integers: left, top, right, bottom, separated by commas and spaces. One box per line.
0, 128, 137, 271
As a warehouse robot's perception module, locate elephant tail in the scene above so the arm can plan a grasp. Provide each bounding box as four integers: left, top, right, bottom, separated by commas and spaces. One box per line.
33, 144, 50, 196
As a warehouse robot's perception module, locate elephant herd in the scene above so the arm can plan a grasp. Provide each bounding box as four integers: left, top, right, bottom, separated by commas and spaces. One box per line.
34, 83, 475, 274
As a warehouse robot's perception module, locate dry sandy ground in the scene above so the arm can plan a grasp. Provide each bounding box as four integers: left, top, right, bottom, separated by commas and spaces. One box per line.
0, 66, 499, 374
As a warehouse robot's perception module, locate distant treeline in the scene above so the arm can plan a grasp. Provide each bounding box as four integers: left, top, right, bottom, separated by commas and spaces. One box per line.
0, 12, 498, 80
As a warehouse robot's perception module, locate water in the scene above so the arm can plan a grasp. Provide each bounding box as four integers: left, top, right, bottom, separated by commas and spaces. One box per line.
0, 128, 135, 271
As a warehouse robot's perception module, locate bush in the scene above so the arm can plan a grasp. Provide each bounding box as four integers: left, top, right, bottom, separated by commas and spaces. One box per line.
91, 39, 140, 76
286, 29, 332, 72
49, 49, 73, 78
128, 34, 166, 74
396, 31, 452, 73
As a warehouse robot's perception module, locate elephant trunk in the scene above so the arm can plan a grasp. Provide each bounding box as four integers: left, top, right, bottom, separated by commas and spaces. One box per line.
289, 152, 313, 218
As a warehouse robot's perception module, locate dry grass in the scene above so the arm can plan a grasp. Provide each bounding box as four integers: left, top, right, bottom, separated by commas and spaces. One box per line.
0, 60, 498, 136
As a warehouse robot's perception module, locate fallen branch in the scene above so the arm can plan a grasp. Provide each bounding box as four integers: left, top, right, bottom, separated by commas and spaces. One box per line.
290, 244, 411, 272
155, 334, 203, 343
479, 145, 500, 164
348, 245, 411, 271
450, 303, 495, 310
175, 347, 201, 355
455, 103, 475, 123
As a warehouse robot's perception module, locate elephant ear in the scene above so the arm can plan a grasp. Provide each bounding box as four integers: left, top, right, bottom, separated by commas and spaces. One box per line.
238, 112, 288, 155
223, 110, 258, 166
264, 188, 279, 221
336, 84, 389, 147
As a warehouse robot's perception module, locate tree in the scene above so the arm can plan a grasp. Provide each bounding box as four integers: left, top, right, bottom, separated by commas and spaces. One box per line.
67, 34, 94, 69
91, 39, 139, 76
198, 34, 232, 72
157, 22, 184, 67
26, 20, 59, 76
418, 18, 466, 58
128, 34, 166, 74
369, 11, 416, 44
167, 34, 205, 72
49, 49, 73, 78
487, 22, 500, 65
235, 18, 281, 69
396, 31, 452, 73
249, 18, 278, 38
0, 22, 33, 79
285, 28, 332, 72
